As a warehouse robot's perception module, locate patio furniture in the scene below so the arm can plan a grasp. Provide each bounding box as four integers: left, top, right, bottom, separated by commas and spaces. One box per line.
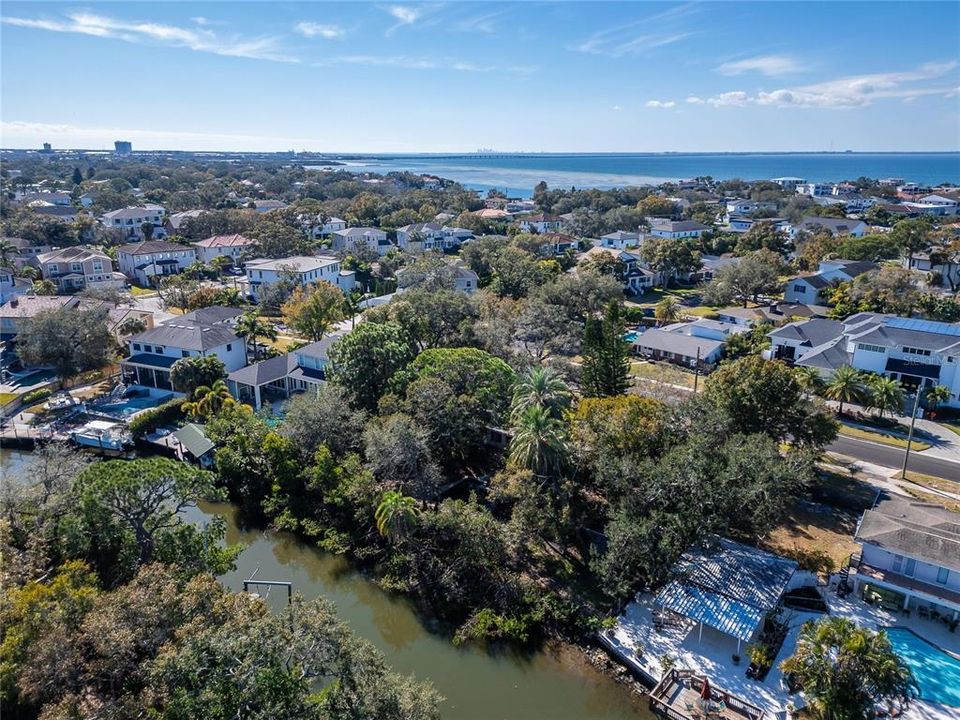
918, 606, 930, 619
901, 607, 910, 618
931, 609, 941, 621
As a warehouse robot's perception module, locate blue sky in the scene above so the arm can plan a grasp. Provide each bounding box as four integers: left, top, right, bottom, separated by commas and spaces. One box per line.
2, 1, 958, 152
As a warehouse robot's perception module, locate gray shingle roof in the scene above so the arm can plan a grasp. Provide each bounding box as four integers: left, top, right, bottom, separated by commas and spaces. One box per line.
633, 328, 724, 358
117, 240, 190, 255
856, 496, 960, 571
769, 318, 843, 347
131, 320, 239, 351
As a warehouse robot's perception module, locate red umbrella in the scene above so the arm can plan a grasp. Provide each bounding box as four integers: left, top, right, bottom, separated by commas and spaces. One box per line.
700, 676, 712, 701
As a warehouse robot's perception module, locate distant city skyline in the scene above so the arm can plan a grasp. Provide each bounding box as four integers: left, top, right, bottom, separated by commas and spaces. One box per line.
2, 1, 958, 153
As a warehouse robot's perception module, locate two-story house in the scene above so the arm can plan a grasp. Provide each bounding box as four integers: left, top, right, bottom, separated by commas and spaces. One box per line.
727, 216, 790, 234
117, 240, 198, 286
121, 311, 247, 391
790, 216, 867, 239
518, 213, 562, 234
768, 313, 960, 406
243, 256, 355, 301
0, 269, 31, 305
5, 237, 54, 269
580, 246, 656, 295
228, 333, 340, 409
645, 218, 710, 240
101, 205, 167, 241
192, 234, 258, 265
332, 227, 390, 255
36, 246, 126, 292
783, 259, 876, 305
598, 231, 641, 250
311, 216, 347, 238
847, 495, 959, 623
724, 199, 778, 216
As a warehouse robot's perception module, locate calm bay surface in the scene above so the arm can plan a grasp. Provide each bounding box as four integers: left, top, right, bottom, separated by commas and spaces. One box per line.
2, 449, 651, 720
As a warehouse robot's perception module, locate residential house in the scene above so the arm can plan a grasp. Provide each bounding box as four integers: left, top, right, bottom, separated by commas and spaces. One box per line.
121, 312, 247, 391
645, 218, 710, 240
697, 254, 739, 283
727, 216, 789, 234
252, 199, 287, 213
117, 240, 197, 286
505, 199, 536, 214
540, 232, 578, 255
173, 423, 216, 468
395, 223, 472, 252
31, 205, 79, 223
101, 205, 167, 241
228, 334, 340, 409
164, 209, 207, 235
36, 246, 125, 292
17, 191, 72, 206
771, 177, 806, 191
243, 256, 355, 301
847, 495, 959, 623
332, 227, 390, 255
474, 208, 511, 222
725, 199, 777, 216
768, 313, 960, 405
455, 266, 479, 294
790, 217, 867, 238
783, 259, 876, 305
5, 237, 54, 269
312, 216, 347, 238
580, 246, 655, 295
632, 319, 748, 368
599, 231, 640, 250
903, 248, 960, 291
715, 302, 824, 327
0, 269, 31, 305
0, 295, 82, 339
518, 213, 562, 234
796, 182, 836, 197
192, 234, 258, 265
901, 194, 959, 217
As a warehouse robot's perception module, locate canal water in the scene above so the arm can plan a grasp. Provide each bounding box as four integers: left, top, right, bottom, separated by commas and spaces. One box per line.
2, 449, 651, 720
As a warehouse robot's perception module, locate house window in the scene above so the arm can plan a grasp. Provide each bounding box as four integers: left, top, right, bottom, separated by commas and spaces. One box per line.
226, 344, 232, 352
792, 284, 806, 294
133, 343, 141, 351
182, 350, 190, 358
937, 567, 950, 584
903, 346, 932, 357
857, 343, 886, 353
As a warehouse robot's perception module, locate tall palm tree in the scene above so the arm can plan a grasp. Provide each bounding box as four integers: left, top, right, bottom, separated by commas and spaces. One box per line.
654, 296, 682, 326
865, 376, 905, 419
508, 405, 570, 479
17, 265, 39, 281
795, 366, 826, 397
824, 365, 866, 415
183, 379, 234, 419
510, 366, 572, 421
342, 289, 365, 330
923, 384, 951, 412
235, 312, 277, 362
374, 491, 418, 542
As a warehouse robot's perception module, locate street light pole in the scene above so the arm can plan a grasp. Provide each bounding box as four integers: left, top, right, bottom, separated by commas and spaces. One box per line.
900, 388, 923, 481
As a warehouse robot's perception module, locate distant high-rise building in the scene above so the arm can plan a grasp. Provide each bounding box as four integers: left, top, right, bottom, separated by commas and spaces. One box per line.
114, 141, 133, 156
40, 142, 52, 154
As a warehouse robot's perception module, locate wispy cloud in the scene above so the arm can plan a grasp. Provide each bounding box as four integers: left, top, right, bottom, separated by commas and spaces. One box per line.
387, 5, 421, 25
313, 55, 535, 75
2, 11, 298, 63
645, 100, 676, 109
381, 4, 445, 35
686, 96, 705, 104
612, 105, 622, 111
706, 91, 750, 107
450, 10, 507, 35
716, 55, 804, 77
295, 22, 345, 39
574, 3, 697, 58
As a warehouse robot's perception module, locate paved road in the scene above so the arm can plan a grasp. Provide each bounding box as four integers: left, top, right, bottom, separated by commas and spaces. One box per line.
828, 436, 960, 482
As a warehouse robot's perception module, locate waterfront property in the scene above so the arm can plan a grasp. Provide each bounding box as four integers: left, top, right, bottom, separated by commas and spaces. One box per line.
227, 334, 338, 409
768, 313, 960, 405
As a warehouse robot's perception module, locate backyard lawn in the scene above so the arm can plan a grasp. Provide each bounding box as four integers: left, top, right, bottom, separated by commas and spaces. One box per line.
128, 285, 156, 297
630, 361, 698, 390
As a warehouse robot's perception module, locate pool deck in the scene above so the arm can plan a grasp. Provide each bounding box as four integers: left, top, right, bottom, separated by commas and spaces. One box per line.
602, 588, 960, 720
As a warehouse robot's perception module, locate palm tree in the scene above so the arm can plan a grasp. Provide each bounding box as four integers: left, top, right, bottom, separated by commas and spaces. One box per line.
510, 366, 571, 421
32, 279, 58, 296
794, 366, 826, 397
374, 491, 418, 542
923, 384, 951, 413
823, 365, 866, 416
235, 312, 277, 362
508, 405, 569, 479
780, 617, 916, 720
864, 375, 905, 419
17, 265, 39, 281
210, 255, 232, 279
654, 296, 682, 326
183, 379, 234, 419
342, 289, 365, 330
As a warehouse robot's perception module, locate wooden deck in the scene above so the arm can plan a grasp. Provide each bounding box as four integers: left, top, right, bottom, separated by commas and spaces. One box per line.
650, 669, 766, 720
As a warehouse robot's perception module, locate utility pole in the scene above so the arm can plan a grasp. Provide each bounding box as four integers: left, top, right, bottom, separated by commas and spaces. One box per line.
693, 345, 701, 393
900, 388, 923, 481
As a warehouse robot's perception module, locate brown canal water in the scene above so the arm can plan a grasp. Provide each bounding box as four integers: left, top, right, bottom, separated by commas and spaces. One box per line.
3, 449, 652, 720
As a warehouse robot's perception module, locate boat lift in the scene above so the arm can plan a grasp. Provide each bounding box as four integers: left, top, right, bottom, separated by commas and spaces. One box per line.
243, 567, 292, 604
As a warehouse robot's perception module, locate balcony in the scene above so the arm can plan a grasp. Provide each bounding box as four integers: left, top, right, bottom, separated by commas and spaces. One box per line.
649, 669, 766, 720
855, 562, 960, 609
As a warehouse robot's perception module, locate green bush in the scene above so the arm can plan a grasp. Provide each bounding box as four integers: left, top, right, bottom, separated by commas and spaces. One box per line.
127, 397, 187, 438
20, 387, 53, 406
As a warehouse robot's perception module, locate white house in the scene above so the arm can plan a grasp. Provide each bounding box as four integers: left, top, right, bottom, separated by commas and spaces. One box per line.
796, 182, 836, 198
727, 216, 790, 234
121, 311, 247, 391
117, 240, 197, 286
164, 209, 207, 234
455, 266, 479, 294
331, 227, 389, 255
251, 199, 287, 213
101, 205, 167, 241
395, 223, 473, 252
725, 199, 777, 216
0, 269, 31, 305
312, 216, 347, 238
632, 319, 748, 368
192, 234, 258, 265
902, 195, 959, 217
847, 495, 959, 623
598, 231, 640, 250
580, 246, 655, 295
518, 213, 563, 234
783, 259, 876, 305
768, 313, 960, 406
790, 217, 867, 238
243, 255, 355, 301
36, 246, 126, 292
771, 177, 806, 190
903, 248, 960, 292
645, 218, 710, 240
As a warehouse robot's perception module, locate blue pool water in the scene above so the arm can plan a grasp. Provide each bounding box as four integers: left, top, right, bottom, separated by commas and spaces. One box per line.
96, 393, 172, 417
11, 369, 56, 387
623, 331, 640, 343
886, 627, 960, 707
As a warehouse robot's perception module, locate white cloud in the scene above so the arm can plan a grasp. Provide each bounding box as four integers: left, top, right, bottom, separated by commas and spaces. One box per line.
313, 55, 532, 75
295, 22, 345, 39
612, 105, 622, 111
574, 3, 696, 57
686, 96, 705, 104
707, 91, 750, 107
2, 12, 297, 63
716, 55, 804, 77
645, 100, 676, 109
387, 5, 421, 25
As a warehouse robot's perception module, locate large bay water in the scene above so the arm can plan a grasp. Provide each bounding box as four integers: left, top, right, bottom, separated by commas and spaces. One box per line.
312, 152, 960, 198
1, 449, 650, 720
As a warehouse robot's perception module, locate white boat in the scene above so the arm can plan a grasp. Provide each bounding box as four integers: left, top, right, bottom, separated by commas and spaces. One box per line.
70, 420, 131, 451
43, 393, 78, 411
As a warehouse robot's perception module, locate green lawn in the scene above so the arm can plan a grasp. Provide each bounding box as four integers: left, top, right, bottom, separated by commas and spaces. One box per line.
939, 421, 960, 438
0, 392, 20, 407
128, 285, 156, 297
837, 424, 932, 451
630, 361, 698, 389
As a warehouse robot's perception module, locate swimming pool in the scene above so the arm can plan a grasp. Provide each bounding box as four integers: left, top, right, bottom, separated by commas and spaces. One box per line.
624, 330, 641, 343
95, 392, 173, 417
885, 627, 960, 707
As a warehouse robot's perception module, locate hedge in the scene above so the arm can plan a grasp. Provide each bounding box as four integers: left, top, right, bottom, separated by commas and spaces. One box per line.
127, 397, 187, 438
20, 387, 53, 406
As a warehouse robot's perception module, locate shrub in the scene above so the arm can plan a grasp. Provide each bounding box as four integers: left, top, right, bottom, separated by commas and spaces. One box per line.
127, 397, 187, 438
20, 387, 53, 406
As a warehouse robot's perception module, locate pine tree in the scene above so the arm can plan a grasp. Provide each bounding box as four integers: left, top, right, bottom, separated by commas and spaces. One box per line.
581, 301, 630, 397
71, 167, 83, 186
